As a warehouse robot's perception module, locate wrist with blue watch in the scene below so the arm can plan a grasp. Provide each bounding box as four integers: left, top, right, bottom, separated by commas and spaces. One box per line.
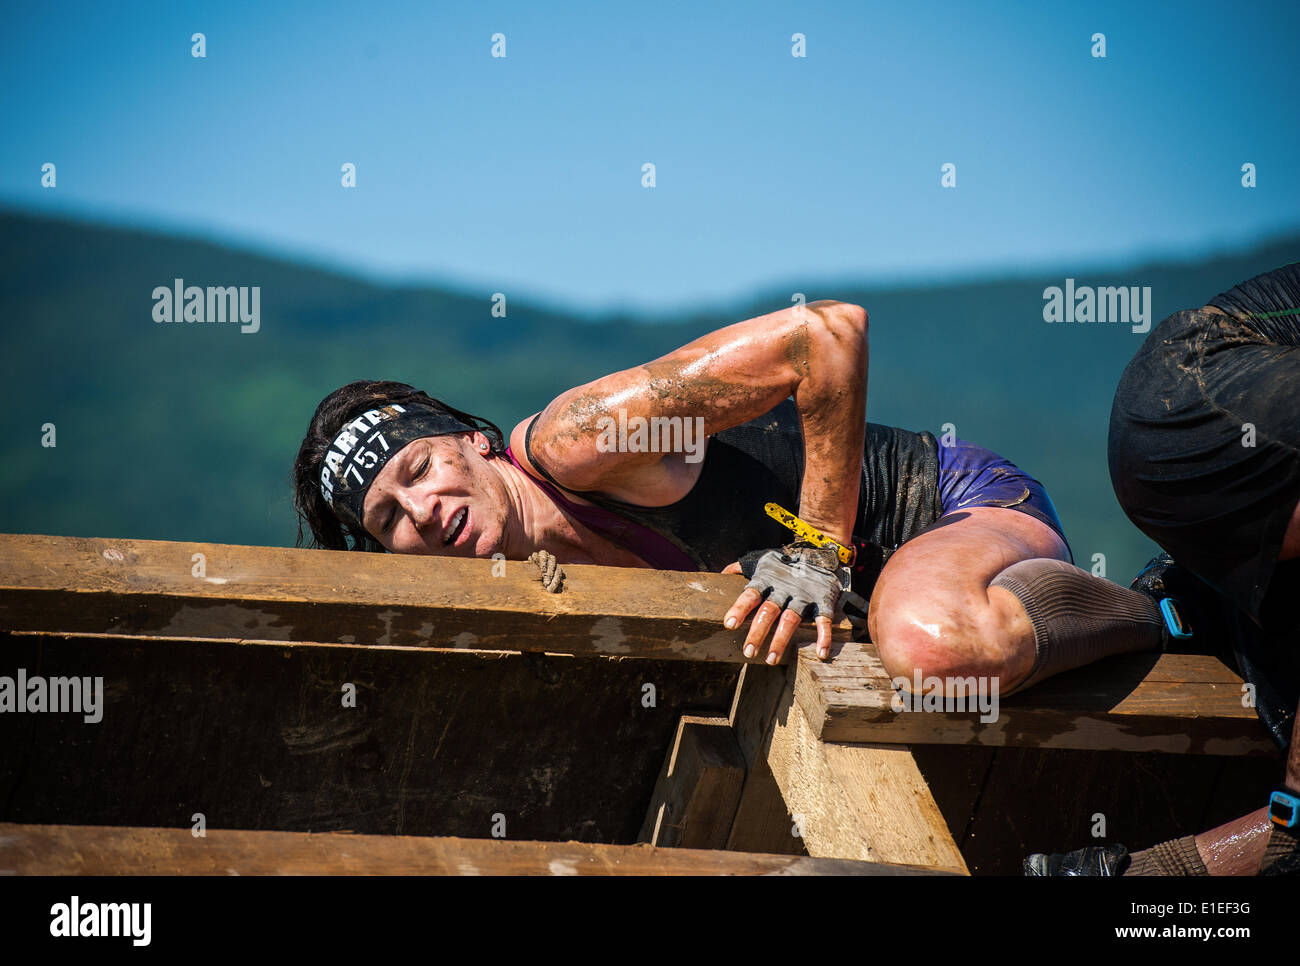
1269, 788, 1299, 828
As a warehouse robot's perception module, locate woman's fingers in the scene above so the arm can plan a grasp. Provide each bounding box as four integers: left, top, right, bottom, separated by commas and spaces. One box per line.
743, 600, 784, 658
814, 615, 833, 660
725, 587, 833, 664
724, 588, 764, 632
721, 560, 743, 575
764, 609, 805, 664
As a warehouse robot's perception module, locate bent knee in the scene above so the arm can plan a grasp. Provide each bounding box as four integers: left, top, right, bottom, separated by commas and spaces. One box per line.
873, 597, 1022, 683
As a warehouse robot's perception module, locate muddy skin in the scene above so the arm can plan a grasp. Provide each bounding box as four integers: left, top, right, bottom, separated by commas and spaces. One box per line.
558, 366, 778, 447
640, 361, 774, 417
797, 321, 866, 544
782, 322, 811, 377
361, 435, 510, 559
554, 390, 608, 442
444, 449, 470, 474
534, 302, 867, 547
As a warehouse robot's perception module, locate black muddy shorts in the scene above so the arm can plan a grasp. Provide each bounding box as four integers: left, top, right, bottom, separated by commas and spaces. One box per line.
1108, 262, 1300, 634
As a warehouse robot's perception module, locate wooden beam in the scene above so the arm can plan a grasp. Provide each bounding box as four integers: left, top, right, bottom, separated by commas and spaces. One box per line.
0, 630, 738, 841
764, 670, 968, 873
638, 715, 745, 849
0, 823, 957, 875
0, 533, 840, 661
796, 640, 1277, 756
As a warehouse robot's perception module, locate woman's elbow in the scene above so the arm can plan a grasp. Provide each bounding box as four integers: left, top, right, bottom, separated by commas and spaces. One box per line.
812, 300, 869, 345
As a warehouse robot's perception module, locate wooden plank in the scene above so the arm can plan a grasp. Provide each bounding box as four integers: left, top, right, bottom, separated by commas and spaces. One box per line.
796, 640, 1277, 755
724, 664, 806, 855
0, 823, 957, 875
638, 715, 745, 849
729, 664, 793, 769
0, 630, 738, 841
0, 533, 840, 662
763, 670, 968, 872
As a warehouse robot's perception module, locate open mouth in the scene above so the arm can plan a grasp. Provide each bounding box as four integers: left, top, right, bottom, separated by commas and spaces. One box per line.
443, 507, 468, 547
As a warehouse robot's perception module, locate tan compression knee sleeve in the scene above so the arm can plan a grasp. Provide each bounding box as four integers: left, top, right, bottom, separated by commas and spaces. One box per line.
990, 558, 1166, 696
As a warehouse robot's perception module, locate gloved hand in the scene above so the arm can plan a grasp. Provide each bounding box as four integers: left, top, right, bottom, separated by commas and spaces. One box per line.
1023, 843, 1131, 876
723, 540, 852, 663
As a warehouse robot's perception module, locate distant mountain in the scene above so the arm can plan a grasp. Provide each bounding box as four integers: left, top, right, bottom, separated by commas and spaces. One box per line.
2, 207, 1296, 586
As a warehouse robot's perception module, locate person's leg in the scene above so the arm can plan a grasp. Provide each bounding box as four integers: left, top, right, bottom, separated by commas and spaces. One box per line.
1032, 269, 1300, 875
1035, 519, 1300, 877
1112, 500, 1300, 877
867, 506, 1165, 694
1191, 809, 1272, 875
1259, 700, 1300, 874
1116, 405, 1300, 873
1124, 695, 1300, 876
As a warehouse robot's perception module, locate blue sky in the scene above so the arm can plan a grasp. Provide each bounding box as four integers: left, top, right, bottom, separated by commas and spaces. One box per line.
3, 0, 1297, 313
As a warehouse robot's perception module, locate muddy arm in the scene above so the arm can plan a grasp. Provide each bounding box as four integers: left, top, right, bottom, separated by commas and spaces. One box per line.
520, 299, 868, 545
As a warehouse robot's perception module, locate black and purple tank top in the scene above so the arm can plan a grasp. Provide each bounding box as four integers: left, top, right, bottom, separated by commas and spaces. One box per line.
510, 398, 943, 596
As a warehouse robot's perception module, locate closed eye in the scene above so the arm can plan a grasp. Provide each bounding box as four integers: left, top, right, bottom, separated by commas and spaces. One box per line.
382, 451, 431, 533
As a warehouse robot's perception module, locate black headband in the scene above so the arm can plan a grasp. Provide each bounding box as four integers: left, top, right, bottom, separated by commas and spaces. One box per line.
318, 402, 476, 535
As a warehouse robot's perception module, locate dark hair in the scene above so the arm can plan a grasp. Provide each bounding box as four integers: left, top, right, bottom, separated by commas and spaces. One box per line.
292, 379, 507, 552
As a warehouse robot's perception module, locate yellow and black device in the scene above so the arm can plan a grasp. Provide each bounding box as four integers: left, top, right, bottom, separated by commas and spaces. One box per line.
763, 502, 856, 567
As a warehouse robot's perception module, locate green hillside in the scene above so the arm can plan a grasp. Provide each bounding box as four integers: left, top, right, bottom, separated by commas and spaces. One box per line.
2, 207, 1296, 586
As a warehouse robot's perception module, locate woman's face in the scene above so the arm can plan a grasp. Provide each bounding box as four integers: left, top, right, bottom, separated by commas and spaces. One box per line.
360, 431, 508, 556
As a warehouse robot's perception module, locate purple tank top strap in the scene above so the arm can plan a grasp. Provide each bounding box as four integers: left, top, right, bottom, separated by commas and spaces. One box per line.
503, 447, 699, 572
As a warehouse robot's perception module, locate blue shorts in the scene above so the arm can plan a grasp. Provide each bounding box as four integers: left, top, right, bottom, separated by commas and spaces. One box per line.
936, 438, 1073, 562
